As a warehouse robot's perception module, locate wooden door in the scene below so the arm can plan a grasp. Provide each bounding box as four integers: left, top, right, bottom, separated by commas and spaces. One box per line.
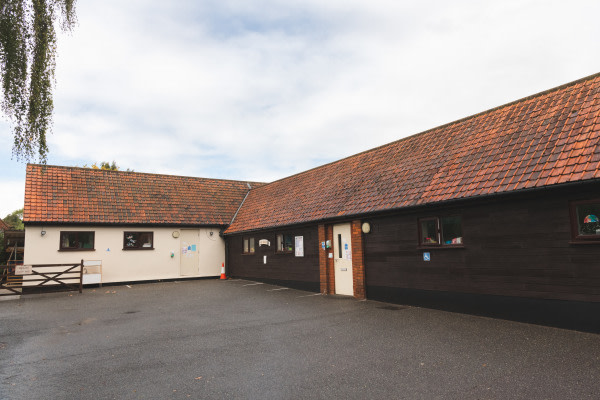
180, 230, 199, 276
333, 223, 353, 296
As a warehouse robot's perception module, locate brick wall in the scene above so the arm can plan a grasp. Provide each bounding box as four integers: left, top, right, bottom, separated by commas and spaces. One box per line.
318, 223, 336, 294
318, 224, 328, 293
351, 220, 366, 299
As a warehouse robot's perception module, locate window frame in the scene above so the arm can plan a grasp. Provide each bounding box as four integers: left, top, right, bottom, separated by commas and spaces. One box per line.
276, 234, 294, 253
123, 231, 155, 250
417, 215, 464, 248
242, 237, 255, 254
59, 231, 95, 251
569, 199, 600, 243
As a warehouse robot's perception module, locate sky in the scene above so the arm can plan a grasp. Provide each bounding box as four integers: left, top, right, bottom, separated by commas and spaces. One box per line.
1, 0, 600, 217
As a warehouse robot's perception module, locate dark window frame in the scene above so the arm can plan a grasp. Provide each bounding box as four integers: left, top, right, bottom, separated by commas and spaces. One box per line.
59, 231, 95, 251
242, 237, 255, 254
417, 215, 464, 248
569, 199, 600, 243
123, 231, 154, 250
276, 233, 294, 253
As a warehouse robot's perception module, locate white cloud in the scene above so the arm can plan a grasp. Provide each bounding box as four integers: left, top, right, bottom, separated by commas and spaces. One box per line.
2, 0, 600, 189
0, 181, 25, 218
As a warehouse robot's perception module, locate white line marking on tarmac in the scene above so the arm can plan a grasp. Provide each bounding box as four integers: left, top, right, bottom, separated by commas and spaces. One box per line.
267, 288, 289, 291
297, 293, 322, 298
242, 282, 265, 286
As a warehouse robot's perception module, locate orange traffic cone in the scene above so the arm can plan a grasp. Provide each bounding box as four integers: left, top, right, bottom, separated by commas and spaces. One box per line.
220, 262, 227, 280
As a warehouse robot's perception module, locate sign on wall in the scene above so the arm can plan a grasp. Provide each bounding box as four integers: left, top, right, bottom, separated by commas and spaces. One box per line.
15, 265, 32, 275
295, 236, 304, 257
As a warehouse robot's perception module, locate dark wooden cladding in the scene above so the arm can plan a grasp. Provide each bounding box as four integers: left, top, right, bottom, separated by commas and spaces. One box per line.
364, 182, 600, 303
226, 225, 320, 292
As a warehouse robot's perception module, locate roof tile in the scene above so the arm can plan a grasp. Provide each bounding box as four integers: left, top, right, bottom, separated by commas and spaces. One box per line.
226, 73, 600, 234
24, 166, 262, 226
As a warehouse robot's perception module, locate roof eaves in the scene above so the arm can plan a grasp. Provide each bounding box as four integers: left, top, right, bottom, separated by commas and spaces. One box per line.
223, 176, 600, 235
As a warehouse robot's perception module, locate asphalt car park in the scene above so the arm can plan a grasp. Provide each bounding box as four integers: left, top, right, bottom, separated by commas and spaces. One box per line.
1, 279, 599, 399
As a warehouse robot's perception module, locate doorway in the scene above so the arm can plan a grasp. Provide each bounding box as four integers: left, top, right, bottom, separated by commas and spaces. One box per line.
180, 229, 199, 276
333, 223, 353, 296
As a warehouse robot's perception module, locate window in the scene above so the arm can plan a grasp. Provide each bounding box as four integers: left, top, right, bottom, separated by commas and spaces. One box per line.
418, 216, 463, 246
60, 231, 95, 251
420, 218, 439, 245
123, 232, 154, 250
570, 200, 600, 242
243, 237, 255, 254
276, 234, 293, 252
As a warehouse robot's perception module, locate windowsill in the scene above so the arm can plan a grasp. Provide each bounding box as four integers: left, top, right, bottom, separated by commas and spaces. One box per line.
242, 252, 255, 255
569, 240, 600, 245
417, 245, 465, 250
123, 247, 155, 250
58, 249, 96, 252
275, 251, 293, 254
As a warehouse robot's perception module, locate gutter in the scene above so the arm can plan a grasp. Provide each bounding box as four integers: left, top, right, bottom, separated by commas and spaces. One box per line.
229, 183, 253, 227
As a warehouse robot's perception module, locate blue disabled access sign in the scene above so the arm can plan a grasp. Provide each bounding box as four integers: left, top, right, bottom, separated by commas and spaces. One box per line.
423, 252, 431, 261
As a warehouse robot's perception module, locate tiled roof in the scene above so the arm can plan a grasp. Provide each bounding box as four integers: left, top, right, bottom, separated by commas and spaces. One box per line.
24, 165, 262, 226
226, 73, 600, 234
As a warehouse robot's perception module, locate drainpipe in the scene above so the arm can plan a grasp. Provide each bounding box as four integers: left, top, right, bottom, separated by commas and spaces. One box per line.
224, 240, 229, 278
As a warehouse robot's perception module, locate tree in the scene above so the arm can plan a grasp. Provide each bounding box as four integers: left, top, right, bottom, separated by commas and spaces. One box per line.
92, 161, 119, 171
83, 161, 133, 171
3, 208, 24, 230
0, 0, 77, 163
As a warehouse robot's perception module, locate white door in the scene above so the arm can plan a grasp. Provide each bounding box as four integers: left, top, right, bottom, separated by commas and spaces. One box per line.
333, 223, 353, 296
180, 230, 199, 276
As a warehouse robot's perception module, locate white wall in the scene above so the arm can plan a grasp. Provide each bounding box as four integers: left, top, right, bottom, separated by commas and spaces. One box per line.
24, 225, 225, 284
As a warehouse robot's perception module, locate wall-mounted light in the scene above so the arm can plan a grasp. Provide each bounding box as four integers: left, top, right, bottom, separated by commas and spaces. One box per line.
209, 231, 214, 236
41, 230, 46, 236
361, 222, 371, 234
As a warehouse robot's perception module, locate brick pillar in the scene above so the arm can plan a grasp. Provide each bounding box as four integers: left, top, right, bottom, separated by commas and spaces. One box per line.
318, 224, 336, 295
351, 220, 366, 300
318, 224, 328, 294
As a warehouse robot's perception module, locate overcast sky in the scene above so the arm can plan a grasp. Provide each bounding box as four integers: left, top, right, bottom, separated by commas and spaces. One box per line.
1, 0, 600, 217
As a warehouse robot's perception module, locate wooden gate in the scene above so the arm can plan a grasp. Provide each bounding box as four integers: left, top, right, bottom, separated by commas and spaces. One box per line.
0, 261, 83, 297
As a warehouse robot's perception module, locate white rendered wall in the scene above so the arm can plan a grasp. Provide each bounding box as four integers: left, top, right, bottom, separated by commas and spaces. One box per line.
24, 225, 224, 284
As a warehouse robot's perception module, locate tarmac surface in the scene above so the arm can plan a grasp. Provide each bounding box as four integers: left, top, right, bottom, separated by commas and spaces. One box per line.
1, 279, 600, 399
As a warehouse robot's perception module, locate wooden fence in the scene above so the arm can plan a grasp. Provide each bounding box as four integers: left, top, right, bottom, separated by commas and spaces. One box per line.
0, 261, 83, 297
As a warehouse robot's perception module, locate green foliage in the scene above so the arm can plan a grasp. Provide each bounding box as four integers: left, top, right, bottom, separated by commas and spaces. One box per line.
3, 208, 24, 230
0, 0, 77, 163
91, 161, 118, 171
82, 161, 133, 172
